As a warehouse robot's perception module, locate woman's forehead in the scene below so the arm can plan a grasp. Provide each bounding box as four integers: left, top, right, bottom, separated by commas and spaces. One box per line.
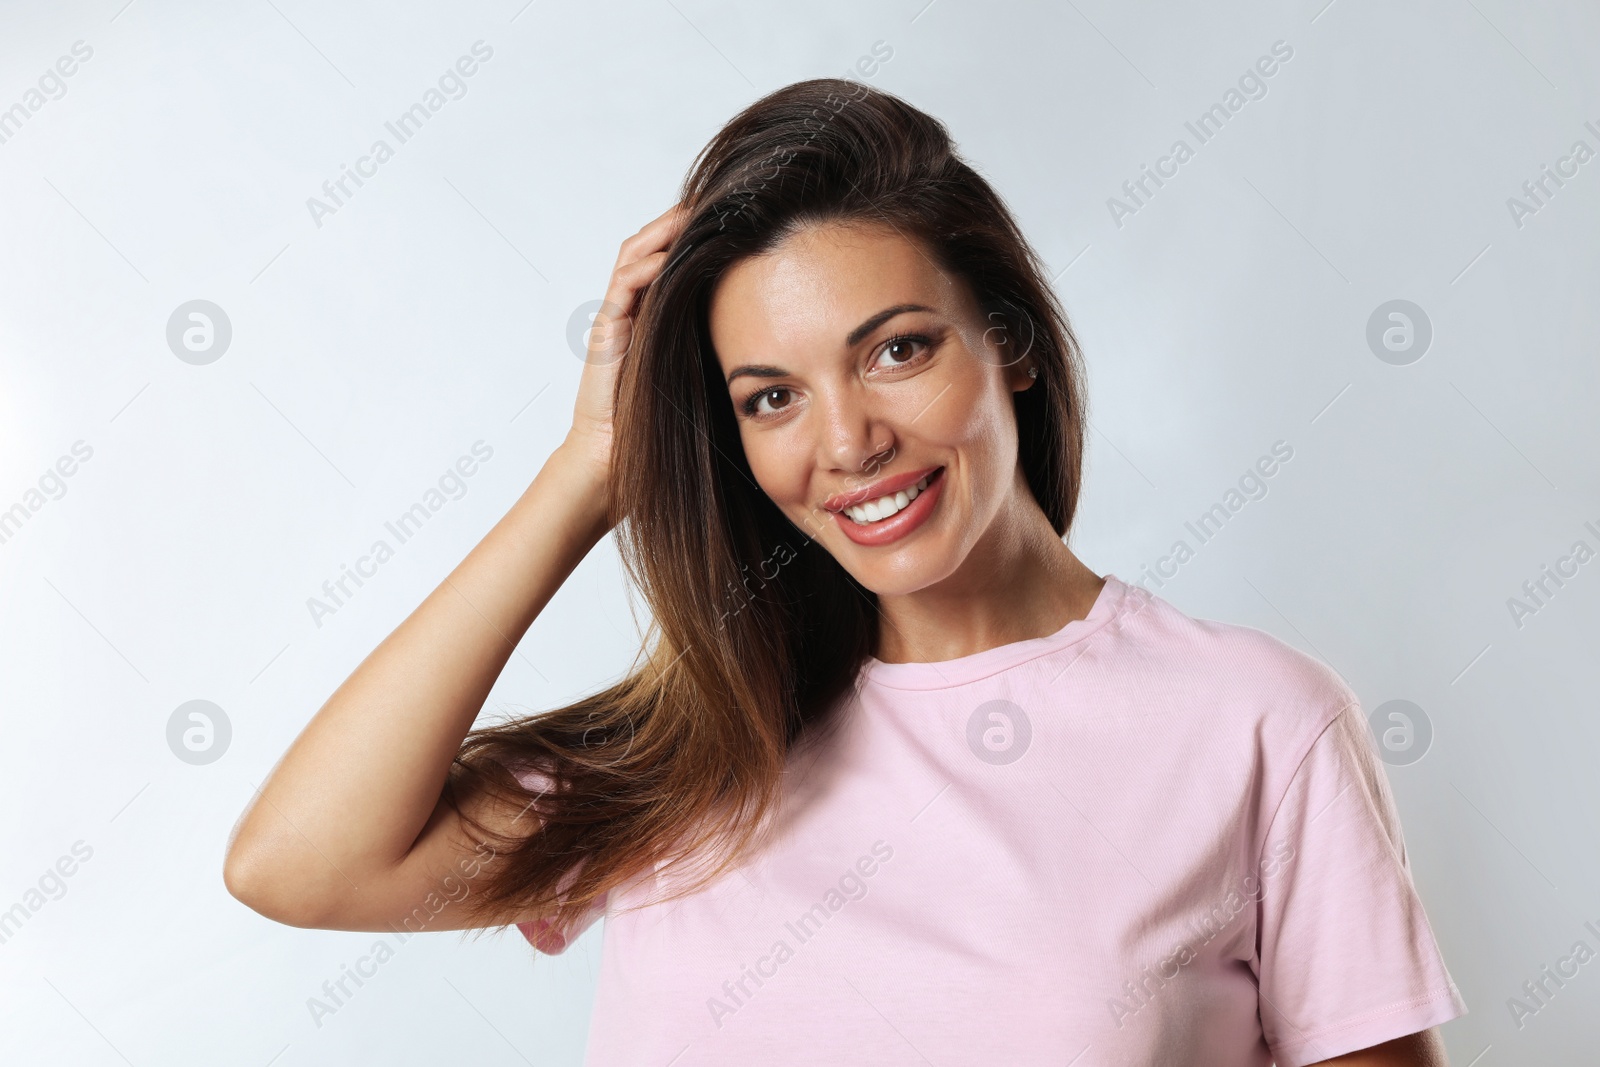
708, 225, 967, 366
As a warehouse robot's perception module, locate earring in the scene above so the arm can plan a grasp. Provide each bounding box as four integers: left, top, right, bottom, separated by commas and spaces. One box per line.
1027, 365, 1038, 378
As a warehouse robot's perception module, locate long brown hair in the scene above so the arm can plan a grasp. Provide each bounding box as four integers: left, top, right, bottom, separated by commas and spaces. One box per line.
447, 76, 1089, 941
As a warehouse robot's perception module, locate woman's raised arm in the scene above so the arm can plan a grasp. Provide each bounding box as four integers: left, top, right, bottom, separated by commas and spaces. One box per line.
222, 203, 689, 932
222, 446, 607, 930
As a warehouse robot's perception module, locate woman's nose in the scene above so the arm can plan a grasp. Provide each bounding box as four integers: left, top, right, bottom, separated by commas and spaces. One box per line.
818, 392, 895, 476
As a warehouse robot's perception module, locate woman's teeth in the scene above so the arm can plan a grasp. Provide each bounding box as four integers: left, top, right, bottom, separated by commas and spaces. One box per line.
845, 474, 931, 525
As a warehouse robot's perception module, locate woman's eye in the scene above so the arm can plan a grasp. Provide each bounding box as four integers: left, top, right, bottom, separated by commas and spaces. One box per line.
874, 334, 931, 369
737, 335, 932, 420
742, 387, 792, 418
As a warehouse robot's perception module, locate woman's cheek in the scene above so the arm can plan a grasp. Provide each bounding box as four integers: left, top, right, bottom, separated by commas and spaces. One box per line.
746, 450, 807, 518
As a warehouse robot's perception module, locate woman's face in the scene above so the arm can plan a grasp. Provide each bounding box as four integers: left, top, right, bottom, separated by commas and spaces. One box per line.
708, 220, 1038, 598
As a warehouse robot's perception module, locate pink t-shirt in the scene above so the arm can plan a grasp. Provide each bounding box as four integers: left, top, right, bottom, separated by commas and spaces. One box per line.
515, 573, 1467, 1066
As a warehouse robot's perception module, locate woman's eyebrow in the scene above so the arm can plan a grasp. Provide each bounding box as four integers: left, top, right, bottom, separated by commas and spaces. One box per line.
725, 363, 786, 387
725, 303, 937, 387
845, 303, 935, 347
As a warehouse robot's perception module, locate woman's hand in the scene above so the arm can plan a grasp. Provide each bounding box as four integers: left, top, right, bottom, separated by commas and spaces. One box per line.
562, 201, 692, 492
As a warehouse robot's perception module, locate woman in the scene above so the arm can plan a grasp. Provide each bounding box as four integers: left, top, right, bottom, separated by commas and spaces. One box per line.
225, 78, 1466, 1065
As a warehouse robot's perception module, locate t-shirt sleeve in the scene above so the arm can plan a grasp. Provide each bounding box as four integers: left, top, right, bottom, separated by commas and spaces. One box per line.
1252, 700, 1467, 1066
499, 761, 608, 956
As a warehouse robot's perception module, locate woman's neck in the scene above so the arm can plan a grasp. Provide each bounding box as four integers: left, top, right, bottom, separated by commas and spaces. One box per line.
869, 489, 1104, 665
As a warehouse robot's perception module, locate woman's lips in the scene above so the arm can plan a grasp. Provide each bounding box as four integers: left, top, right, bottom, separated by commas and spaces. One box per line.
832, 467, 945, 547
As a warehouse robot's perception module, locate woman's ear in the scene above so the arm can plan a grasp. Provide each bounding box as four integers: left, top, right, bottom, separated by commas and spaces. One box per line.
981, 301, 1038, 392
1009, 361, 1039, 394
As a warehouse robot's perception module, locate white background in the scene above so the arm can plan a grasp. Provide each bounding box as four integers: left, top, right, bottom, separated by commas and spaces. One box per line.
1, 0, 1596, 1063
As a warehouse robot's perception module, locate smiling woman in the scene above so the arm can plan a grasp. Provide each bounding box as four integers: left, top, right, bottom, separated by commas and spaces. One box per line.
224, 77, 1466, 1067
709, 221, 1050, 590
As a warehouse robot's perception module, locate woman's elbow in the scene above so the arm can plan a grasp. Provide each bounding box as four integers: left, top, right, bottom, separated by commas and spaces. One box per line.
223, 842, 327, 928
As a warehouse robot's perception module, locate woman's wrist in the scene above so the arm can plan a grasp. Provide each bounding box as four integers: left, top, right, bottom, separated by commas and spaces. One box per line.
541, 439, 615, 544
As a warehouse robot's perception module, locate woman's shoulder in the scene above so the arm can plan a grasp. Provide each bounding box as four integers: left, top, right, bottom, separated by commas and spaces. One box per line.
1111, 580, 1360, 739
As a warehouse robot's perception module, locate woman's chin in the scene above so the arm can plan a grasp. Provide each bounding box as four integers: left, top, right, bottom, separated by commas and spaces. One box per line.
840, 545, 961, 600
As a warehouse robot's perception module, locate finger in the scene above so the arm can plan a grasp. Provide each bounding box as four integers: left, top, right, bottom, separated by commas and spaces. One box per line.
644, 200, 690, 231
648, 200, 690, 227
616, 203, 691, 265
602, 249, 671, 311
